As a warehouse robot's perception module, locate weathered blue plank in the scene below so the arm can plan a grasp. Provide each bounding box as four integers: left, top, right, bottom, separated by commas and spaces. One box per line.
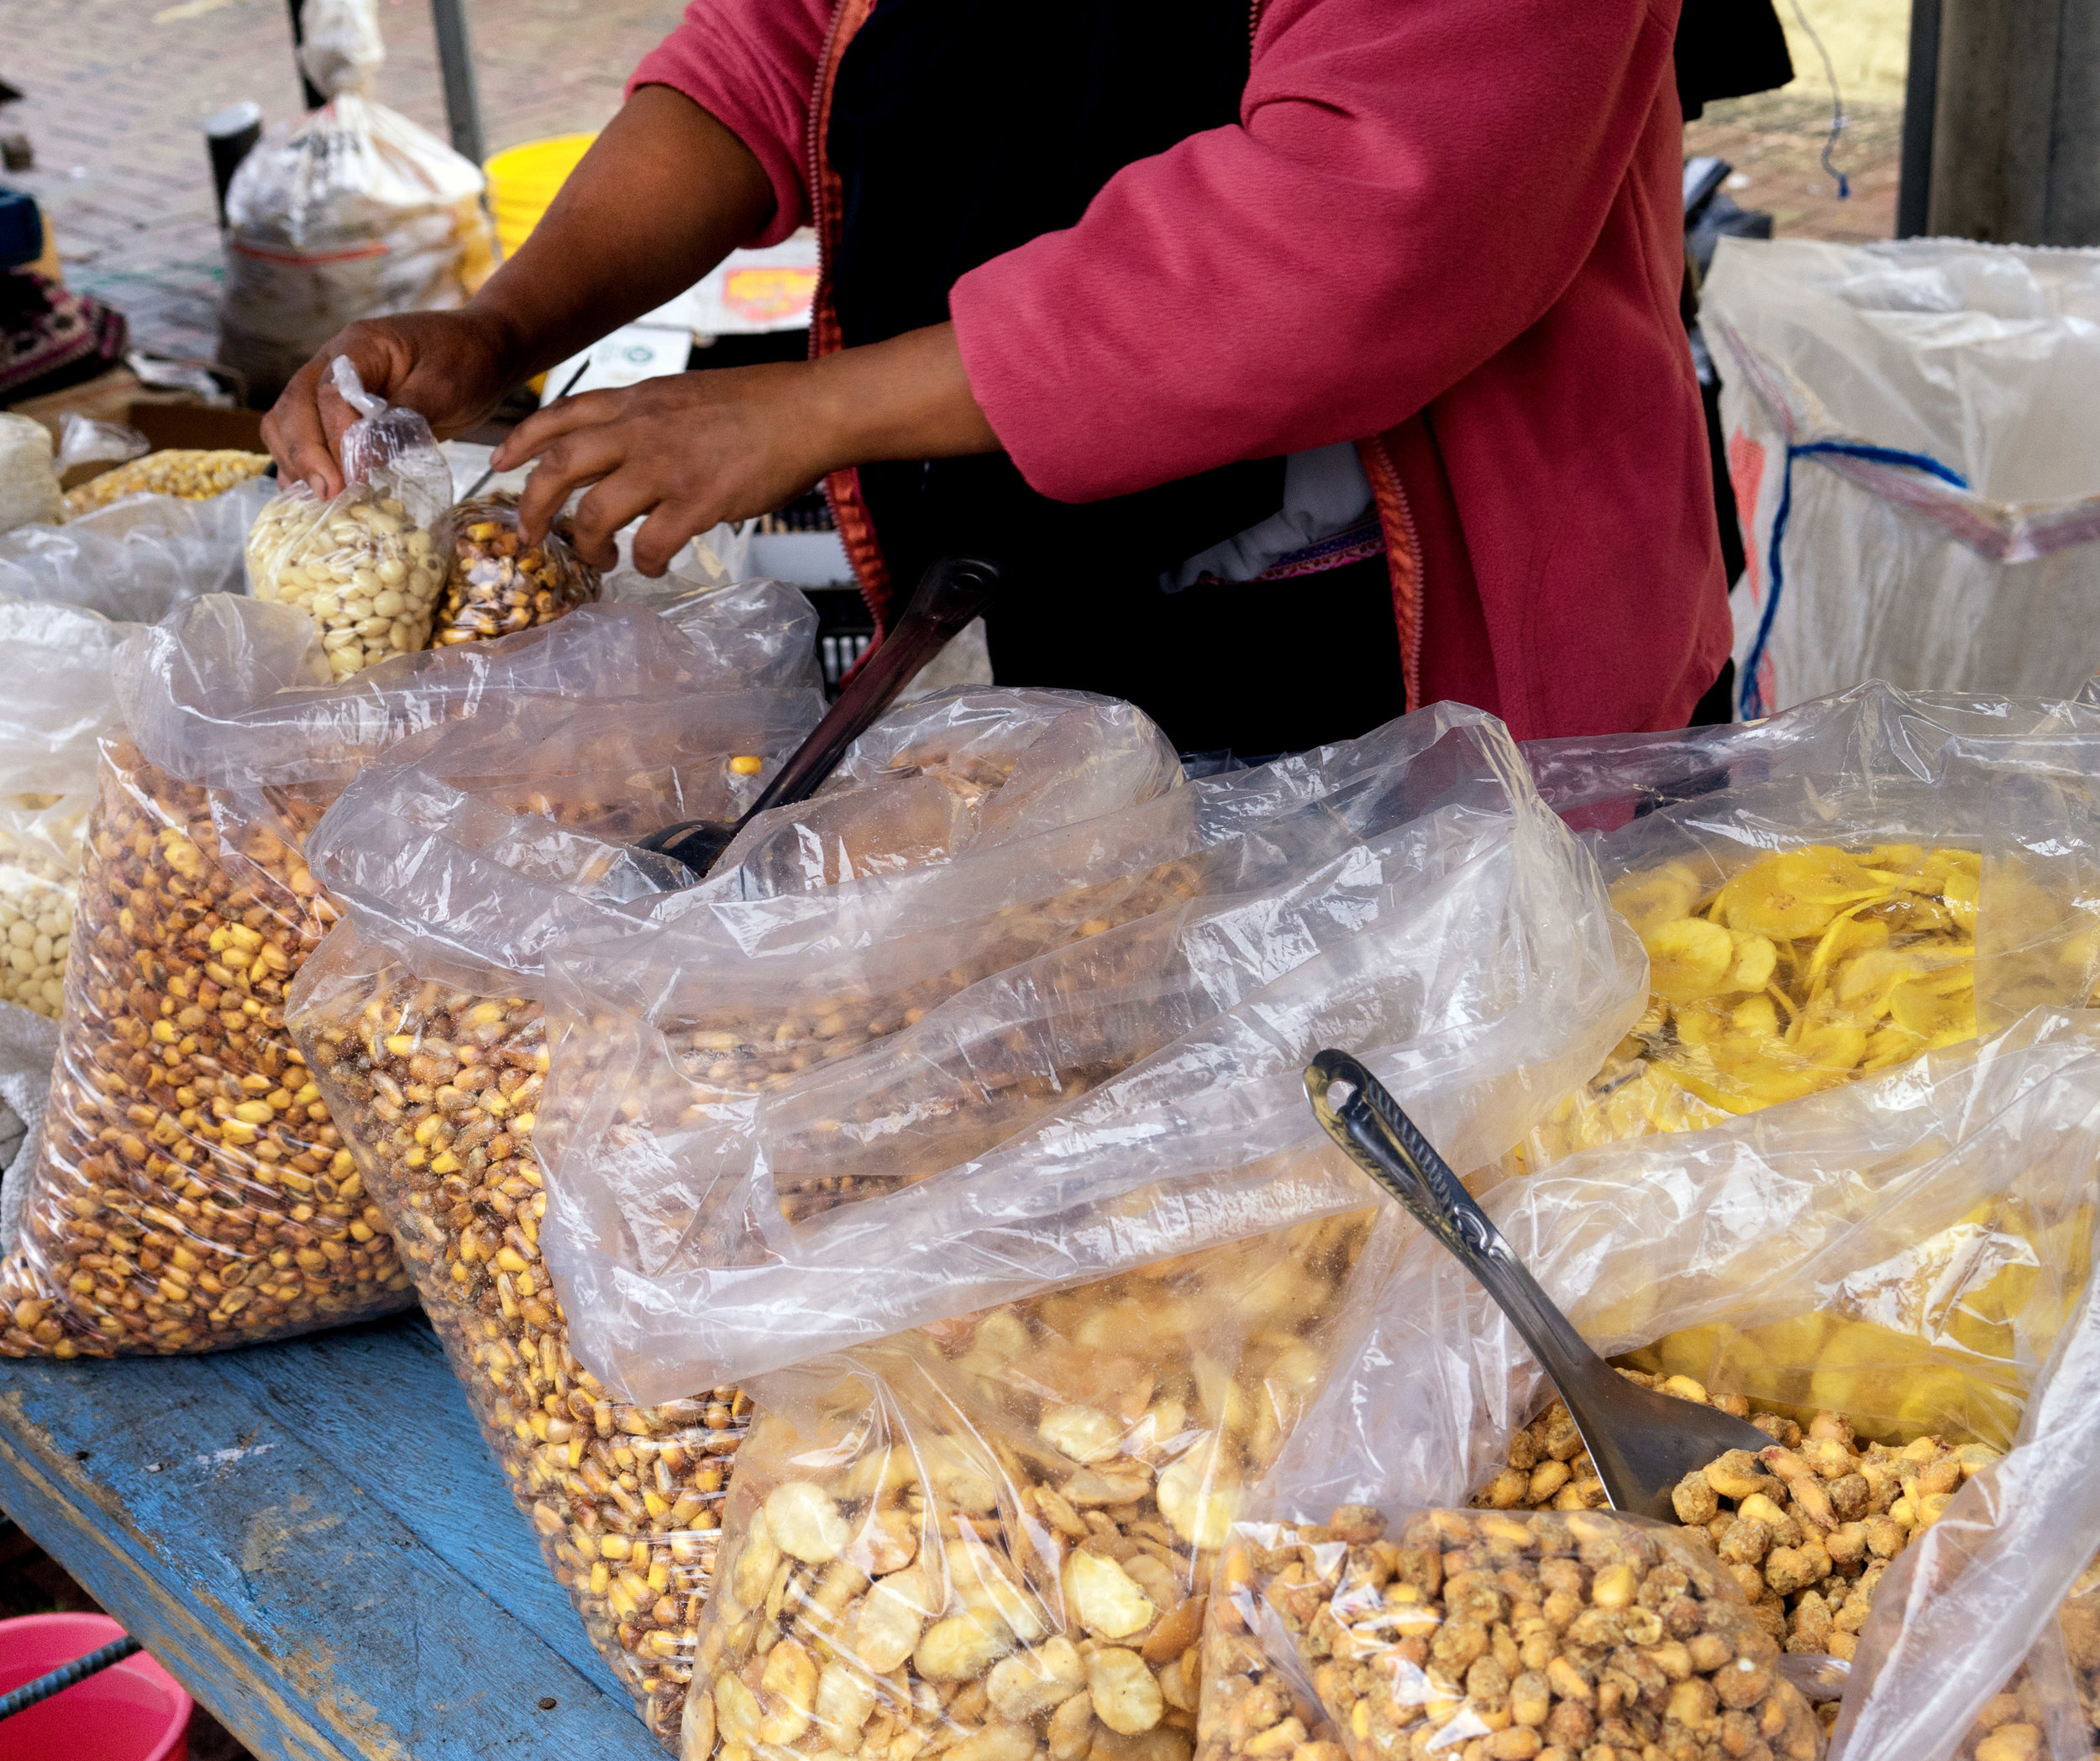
0, 1313, 664, 1760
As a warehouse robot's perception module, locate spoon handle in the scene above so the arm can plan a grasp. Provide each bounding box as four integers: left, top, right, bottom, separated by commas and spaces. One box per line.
1304, 1050, 1616, 1403
746, 555, 1000, 818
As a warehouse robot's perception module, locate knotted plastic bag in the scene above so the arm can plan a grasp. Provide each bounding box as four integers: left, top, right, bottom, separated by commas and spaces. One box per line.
286, 676, 1179, 1748
246, 358, 454, 678
1517, 684, 2100, 1170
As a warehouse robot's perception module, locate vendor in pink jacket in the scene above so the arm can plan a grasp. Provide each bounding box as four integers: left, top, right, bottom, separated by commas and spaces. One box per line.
265, 0, 1730, 753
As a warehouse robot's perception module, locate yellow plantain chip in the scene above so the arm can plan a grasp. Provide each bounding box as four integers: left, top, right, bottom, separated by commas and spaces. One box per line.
1609, 862, 1706, 938
1727, 930, 1778, 992
1641, 916, 1736, 1005
1889, 975, 1977, 1046
1719, 846, 1893, 940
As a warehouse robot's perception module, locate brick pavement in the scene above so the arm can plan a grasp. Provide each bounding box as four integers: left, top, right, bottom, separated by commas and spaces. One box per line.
0, 0, 680, 363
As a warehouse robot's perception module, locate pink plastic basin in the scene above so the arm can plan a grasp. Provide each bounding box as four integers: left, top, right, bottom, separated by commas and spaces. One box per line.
0, 1613, 190, 1761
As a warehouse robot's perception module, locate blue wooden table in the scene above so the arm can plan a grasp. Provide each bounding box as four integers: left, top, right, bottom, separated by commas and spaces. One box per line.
0, 1313, 665, 1759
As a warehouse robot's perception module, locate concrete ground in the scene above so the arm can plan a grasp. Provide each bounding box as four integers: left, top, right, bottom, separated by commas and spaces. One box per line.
0, 0, 680, 363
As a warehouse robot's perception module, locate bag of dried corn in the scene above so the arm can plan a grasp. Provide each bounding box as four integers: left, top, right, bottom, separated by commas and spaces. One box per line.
539, 701, 1647, 1403
1210, 1007, 2100, 1761
1516, 684, 2100, 1170
0, 587, 808, 1360
286, 679, 1177, 1748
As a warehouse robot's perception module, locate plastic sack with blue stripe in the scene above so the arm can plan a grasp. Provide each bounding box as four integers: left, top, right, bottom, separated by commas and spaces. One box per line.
1704, 237, 2100, 720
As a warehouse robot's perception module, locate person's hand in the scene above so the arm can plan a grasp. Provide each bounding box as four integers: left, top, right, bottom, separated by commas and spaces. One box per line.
261, 308, 525, 499
493, 363, 840, 576
494, 321, 1001, 577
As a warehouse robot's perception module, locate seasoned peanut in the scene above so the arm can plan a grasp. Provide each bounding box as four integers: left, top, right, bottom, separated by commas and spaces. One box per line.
1201, 1505, 1824, 1761
1477, 1375, 1993, 1665
0, 742, 408, 1355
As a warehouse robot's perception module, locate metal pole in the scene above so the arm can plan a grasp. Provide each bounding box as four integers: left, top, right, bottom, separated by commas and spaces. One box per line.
284, 0, 328, 112
430, 0, 487, 169
1895, 0, 1940, 237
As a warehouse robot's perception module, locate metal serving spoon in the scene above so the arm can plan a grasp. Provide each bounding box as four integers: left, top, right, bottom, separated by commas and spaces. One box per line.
1304, 1048, 1775, 1520
637, 555, 1000, 882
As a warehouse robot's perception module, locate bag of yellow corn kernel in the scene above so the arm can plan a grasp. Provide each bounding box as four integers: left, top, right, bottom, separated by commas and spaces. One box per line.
538, 700, 1645, 1402
286, 674, 1183, 1749
1515, 683, 2100, 1170
1206, 1007, 2100, 1761
429, 491, 601, 647
0, 587, 807, 1360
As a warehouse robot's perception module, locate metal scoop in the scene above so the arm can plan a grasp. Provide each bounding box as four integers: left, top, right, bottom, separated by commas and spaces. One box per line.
638, 555, 1000, 882
1305, 1048, 1776, 1519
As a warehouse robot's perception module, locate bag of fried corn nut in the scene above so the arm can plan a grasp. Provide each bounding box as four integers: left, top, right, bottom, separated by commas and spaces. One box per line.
540, 701, 1647, 1402
430, 491, 601, 647
286, 676, 1178, 1748
0, 589, 801, 1360
1214, 1007, 2100, 1761
1515, 683, 2100, 1170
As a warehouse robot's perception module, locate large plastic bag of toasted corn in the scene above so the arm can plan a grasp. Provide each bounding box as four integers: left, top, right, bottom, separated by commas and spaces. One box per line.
539, 700, 1648, 1401
1515, 683, 2100, 1170
533, 704, 1649, 1761
285, 684, 1177, 1748
1203, 1007, 2100, 1761
0, 583, 816, 1360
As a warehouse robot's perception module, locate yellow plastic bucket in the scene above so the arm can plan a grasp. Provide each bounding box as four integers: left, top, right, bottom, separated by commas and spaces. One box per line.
485, 134, 597, 260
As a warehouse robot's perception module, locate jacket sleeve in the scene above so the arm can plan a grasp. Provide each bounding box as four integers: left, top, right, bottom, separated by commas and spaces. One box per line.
949, 0, 1684, 501
627, 0, 830, 248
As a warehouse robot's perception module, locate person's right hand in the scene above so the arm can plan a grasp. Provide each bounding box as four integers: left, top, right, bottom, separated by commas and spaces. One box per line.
260, 308, 523, 498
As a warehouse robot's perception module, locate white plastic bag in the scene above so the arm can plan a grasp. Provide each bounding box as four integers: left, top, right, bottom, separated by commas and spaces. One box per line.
1705, 237, 2100, 717
0, 414, 64, 534
538, 702, 1647, 1404
218, 0, 494, 400
1232, 1008, 2100, 1761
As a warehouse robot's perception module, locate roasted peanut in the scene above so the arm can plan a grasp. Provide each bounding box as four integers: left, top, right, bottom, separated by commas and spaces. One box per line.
1202, 1505, 1824, 1761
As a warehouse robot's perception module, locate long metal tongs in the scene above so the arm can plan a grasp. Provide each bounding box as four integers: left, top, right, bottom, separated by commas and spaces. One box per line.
638, 555, 1000, 883
1304, 1048, 1775, 1519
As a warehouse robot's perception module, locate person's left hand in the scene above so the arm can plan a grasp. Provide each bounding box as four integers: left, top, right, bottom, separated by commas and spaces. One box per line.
493, 361, 834, 576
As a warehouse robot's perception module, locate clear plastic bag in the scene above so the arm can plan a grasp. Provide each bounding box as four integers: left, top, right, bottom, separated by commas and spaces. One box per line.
246, 359, 454, 678
1704, 237, 2100, 716
1516, 684, 2100, 1170
685, 1216, 1377, 1761
0, 589, 806, 1359
1204, 1504, 1824, 1761
0, 480, 272, 621
218, 0, 494, 401
701, 688, 1184, 896
0, 413, 65, 533
431, 491, 601, 647
1230, 1008, 2100, 1761
538, 702, 1647, 1406
283, 681, 1180, 1746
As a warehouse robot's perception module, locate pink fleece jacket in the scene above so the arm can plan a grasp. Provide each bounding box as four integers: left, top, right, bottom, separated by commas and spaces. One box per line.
631, 0, 1730, 740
